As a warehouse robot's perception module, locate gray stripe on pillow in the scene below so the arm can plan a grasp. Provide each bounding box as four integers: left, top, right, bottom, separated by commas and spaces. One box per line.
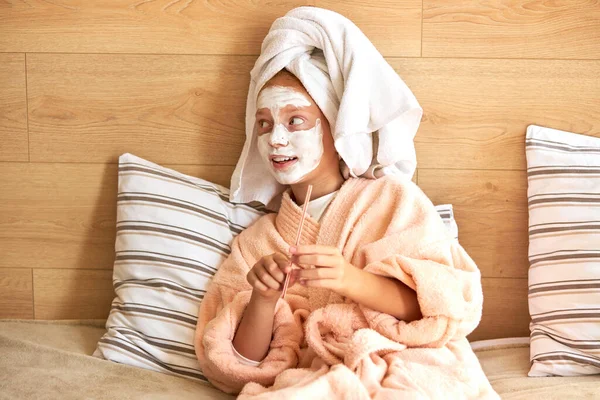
110, 326, 196, 348
99, 337, 208, 381
115, 250, 218, 273
120, 162, 267, 214
529, 224, 600, 235
115, 253, 217, 276
526, 140, 600, 154
531, 313, 600, 324
528, 283, 600, 294
531, 332, 600, 350
531, 328, 600, 344
528, 168, 600, 177
526, 137, 600, 151
112, 328, 197, 355
111, 303, 197, 326
529, 251, 600, 266
533, 352, 600, 368
116, 223, 231, 255
114, 279, 205, 300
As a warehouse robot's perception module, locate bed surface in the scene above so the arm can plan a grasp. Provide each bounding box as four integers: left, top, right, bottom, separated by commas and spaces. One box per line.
0, 320, 233, 400
1, 320, 597, 399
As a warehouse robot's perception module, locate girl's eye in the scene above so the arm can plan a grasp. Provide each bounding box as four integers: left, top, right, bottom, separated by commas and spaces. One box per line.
259, 120, 271, 129
290, 117, 304, 126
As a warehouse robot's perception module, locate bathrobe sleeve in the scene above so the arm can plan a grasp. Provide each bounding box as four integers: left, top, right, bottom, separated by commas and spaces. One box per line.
194, 223, 303, 394
353, 179, 483, 348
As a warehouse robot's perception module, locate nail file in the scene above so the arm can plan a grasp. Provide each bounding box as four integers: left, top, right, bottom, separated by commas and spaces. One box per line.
280, 184, 313, 299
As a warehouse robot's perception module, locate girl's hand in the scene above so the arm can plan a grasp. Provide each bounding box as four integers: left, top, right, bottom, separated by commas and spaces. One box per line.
290, 245, 358, 296
247, 252, 297, 301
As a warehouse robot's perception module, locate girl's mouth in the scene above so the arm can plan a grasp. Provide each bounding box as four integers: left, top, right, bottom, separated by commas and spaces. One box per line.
271, 156, 298, 170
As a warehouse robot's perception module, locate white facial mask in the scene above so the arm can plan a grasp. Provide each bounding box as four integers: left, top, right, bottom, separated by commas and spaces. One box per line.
258, 119, 324, 185
257, 86, 311, 115
256, 86, 324, 185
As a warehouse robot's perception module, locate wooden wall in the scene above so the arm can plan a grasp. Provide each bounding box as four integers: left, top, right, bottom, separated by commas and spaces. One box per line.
1, 1, 599, 340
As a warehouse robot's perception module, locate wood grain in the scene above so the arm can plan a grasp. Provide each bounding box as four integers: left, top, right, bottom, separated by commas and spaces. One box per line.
0, 162, 235, 270
0, 53, 28, 162
27, 54, 253, 165
390, 58, 600, 170
423, 0, 600, 59
314, 0, 422, 56
33, 269, 114, 319
469, 277, 530, 341
0, 269, 33, 319
0, 0, 312, 55
419, 169, 529, 279
27, 55, 600, 168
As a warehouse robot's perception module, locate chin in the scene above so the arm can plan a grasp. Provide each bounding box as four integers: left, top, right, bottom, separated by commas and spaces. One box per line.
271, 170, 309, 186
273, 176, 301, 185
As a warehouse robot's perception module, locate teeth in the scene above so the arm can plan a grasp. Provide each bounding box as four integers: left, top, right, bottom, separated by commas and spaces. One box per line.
273, 156, 295, 162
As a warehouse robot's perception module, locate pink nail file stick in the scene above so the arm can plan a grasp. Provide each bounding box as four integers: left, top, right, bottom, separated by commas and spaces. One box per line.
281, 184, 313, 299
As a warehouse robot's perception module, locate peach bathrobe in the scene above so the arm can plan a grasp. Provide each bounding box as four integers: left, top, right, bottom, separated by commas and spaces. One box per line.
195, 176, 498, 399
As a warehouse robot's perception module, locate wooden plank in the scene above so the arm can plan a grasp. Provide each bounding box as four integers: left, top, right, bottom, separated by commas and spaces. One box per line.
0, 0, 312, 55
314, 0, 421, 57
33, 269, 114, 319
30, 55, 600, 169
390, 58, 600, 170
418, 169, 529, 279
0, 269, 33, 319
27, 54, 254, 165
0, 162, 235, 270
0, 53, 28, 162
423, 1, 600, 59
469, 277, 530, 341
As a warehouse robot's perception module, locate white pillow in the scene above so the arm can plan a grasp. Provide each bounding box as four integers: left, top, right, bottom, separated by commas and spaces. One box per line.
526, 125, 600, 376
94, 153, 460, 381
93, 154, 266, 382
435, 204, 458, 240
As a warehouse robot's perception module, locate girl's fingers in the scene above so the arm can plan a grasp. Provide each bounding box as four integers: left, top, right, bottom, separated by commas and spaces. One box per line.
290, 245, 338, 256
296, 267, 338, 280
299, 279, 333, 288
247, 271, 269, 292
291, 254, 338, 268
287, 270, 299, 287
266, 260, 285, 282
255, 263, 281, 290
273, 253, 292, 273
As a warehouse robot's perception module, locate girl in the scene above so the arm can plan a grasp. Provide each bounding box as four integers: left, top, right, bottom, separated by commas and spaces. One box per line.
195, 7, 495, 399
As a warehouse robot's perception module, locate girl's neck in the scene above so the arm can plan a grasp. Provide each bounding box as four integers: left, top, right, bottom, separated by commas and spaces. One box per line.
291, 172, 345, 206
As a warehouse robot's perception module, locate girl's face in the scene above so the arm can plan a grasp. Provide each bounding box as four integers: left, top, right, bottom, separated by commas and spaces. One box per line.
255, 80, 337, 186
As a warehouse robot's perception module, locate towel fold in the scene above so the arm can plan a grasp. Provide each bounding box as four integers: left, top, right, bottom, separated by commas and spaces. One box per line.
230, 6, 423, 208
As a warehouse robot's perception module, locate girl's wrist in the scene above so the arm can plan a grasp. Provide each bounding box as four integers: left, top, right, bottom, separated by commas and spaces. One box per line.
340, 262, 362, 299
250, 289, 280, 309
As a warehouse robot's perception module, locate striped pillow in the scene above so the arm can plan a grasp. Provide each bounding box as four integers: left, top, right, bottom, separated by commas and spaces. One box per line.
93, 153, 266, 382
93, 153, 460, 382
526, 125, 600, 376
435, 204, 458, 240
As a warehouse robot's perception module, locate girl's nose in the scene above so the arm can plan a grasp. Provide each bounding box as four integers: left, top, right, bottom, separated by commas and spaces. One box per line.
269, 125, 289, 148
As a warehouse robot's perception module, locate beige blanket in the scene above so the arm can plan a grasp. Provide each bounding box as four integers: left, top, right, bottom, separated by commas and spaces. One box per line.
475, 340, 599, 399
0, 319, 232, 400
1, 320, 598, 399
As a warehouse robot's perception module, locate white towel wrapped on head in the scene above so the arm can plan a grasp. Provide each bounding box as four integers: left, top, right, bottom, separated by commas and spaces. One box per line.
231, 6, 423, 209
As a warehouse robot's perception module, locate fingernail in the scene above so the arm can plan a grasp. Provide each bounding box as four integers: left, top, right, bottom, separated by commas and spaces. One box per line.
289, 246, 297, 253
